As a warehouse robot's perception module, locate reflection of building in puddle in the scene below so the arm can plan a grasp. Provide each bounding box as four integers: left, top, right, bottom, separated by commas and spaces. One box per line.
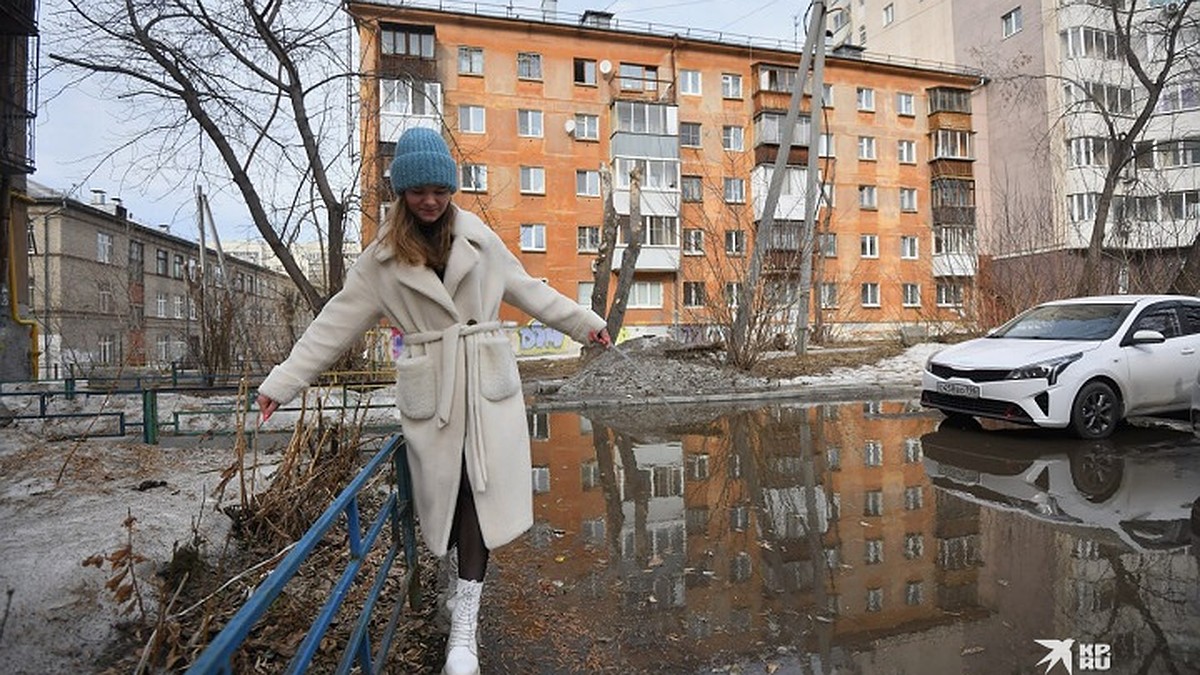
494, 401, 994, 670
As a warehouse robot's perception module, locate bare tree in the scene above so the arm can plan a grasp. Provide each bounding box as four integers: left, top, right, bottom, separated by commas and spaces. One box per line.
45, 0, 359, 315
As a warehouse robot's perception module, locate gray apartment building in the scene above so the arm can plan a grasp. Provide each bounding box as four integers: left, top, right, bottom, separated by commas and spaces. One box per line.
27, 183, 303, 379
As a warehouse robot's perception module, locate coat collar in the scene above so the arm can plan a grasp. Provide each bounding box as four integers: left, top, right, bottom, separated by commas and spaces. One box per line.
371, 206, 486, 318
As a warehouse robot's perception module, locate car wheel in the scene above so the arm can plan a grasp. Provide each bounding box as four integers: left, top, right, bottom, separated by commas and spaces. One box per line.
1068, 449, 1123, 503
1070, 380, 1120, 439
940, 413, 982, 431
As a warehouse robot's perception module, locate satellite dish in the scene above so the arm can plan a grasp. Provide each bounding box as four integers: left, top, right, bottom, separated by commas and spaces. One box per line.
598, 59, 613, 75
564, 119, 577, 135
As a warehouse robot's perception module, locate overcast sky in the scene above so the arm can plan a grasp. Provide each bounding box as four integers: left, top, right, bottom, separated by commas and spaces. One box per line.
33, 0, 807, 244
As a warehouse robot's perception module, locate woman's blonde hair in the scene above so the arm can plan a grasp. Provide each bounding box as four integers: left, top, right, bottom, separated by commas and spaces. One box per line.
382, 197, 456, 270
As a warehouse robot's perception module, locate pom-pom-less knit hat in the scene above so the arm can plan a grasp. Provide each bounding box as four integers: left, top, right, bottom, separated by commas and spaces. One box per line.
390, 127, 459, 194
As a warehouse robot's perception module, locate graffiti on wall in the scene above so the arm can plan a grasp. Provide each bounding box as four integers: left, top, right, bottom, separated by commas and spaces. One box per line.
516, 321, 570, 356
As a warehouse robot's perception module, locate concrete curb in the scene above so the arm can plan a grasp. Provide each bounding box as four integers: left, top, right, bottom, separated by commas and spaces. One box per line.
526, 380, 923, 411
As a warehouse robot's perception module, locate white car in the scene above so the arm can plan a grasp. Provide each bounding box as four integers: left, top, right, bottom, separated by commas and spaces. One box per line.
921, 295, 1200, 439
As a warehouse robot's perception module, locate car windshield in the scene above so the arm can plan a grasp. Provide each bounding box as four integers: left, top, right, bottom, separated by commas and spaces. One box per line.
989, 303, 1135, 340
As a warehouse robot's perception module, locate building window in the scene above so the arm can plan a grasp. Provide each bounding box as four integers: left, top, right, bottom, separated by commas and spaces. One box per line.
864, 490, 884, 516
461, 164, 488, 192
532, 466, 551, 493
619, 63, 658, 91
905, 534, 925, 560
614, 101, 674, 134
188, 299, 197, 320
722, 125, 744, 151
96, 232, 114, 264
574, 113, 600, 141
861, 283, 881, 307
573, 58, 596, 85
897, 92, 915, 116
819, 282, 838, 308
725, 230, 746, 256
906, 581, 924, 606
900, 188, 918, 212
883, 3, 895, 26
173, 295, 184, 319
577, 281, 593, 306
98, 282, 113, 313
520, 224, 546, 251
683, 228, 704, 254
825, 445, 841, 471
859, 185, 878, 209
683, 281, 707, 307
933, 129, 974, 160
518, 109, 543, 137
517, 52, 543, 80
156, 292, 168, 318
859, 25, 867, 46
820, 232, 837, 257
577, 226, 600, 252
576, 170, 600, 197
1061, 26, 1120, 60
856, 87, 875, 111
905, 486, 924, 510
1002, 7, 1022, 38
865, 539, 884, 565
155, 249, 169, 275
520, 166, 546, 194
681, 175, 703, 202
680, 69, 702, 95
724, 177, 745, 203
380, 79, 441, 117
173, 254, 184, 279
903, 283, 921, 307
937, 282, 964, 307
680, 122, 702, 147
629, 281, 663, 308
901, 235, 919, 259
458, 46, 484, 74
617, 215, 680, 246
381, 24, 434, 58
898, 139, 917, 164
459, 105, 485, 133
98, 335, 115, 365
721, 73, 743, 98
725, 282, 743, 308
905, 438, 923, 463
934, 226, 972, 254
128, 240, 144, 268
857, 136, 877, 160
929, 87, 972, 113
860, 234, 879, 258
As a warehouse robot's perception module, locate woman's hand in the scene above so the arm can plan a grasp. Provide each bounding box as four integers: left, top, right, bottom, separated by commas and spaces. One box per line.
588, 327, 613, 348
256, 393, 280, 423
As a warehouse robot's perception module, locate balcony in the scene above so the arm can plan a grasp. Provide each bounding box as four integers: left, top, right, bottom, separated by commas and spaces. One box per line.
611, 245, 681, 272
932, 206, 976, 226
932, 253, 976, 278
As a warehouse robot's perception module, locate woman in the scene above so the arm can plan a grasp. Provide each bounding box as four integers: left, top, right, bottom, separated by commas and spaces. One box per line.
256, 127, 611, 675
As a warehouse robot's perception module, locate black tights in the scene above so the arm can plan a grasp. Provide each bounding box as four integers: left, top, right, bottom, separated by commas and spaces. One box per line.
447, 465, 489, 582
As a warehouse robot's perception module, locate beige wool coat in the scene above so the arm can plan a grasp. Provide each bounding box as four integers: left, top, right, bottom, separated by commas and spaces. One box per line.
258, 207, 606, 556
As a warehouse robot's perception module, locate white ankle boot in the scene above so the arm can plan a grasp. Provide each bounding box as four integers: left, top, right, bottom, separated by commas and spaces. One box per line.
442, 578, 482, 675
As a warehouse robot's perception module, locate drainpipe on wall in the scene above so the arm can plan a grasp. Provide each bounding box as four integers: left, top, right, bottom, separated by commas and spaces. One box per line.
6, 186, 40, 379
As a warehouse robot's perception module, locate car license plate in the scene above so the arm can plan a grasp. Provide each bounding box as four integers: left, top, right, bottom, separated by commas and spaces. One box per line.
936, 381, 981, 398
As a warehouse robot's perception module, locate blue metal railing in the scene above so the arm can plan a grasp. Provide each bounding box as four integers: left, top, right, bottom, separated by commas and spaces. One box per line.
187, 434, 420, 674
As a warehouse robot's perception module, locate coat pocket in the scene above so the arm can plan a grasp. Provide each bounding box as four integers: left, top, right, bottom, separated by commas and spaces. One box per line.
478, 337, 521, 401
395, 355, 437, 420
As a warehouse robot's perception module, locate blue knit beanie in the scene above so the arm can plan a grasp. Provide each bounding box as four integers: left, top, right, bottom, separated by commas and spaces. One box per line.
390, 128, 458, 194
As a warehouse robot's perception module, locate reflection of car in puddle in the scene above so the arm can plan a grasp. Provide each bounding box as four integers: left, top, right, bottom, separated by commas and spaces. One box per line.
921, 423, 1200, 552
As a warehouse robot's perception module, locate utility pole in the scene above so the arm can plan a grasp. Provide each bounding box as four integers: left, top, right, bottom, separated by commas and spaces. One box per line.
794, 2, 828, 356
731, 0, 827, 360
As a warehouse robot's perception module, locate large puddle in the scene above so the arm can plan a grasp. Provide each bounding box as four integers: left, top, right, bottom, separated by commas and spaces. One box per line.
478, 400, 1200, 674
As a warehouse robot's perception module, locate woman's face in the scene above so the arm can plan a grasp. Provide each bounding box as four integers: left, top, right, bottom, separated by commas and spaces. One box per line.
404, 185, 452, 224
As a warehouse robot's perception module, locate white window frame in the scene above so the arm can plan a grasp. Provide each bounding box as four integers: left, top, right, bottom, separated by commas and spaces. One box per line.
902, 283, 920, 307
725, 229, 746, 256
577, 281, 594, 306
680, 122, 702, 148
628, 281, 663, 308
859, 185, 878, 210
721, 72, 743, 99
897, 92, 915, 116
898, 139, 917, 164
156, 292, 168, 318
520, 223, 546, 251
380, 79, 442, 117
900, 187, 918, 212
461, 164, 488, 192
681, 175, 703, 202
883, 3, 895, 26
860, 234, 879, 258
683, 228, 704, 255
574, 113, 600, 141
862, 283, 881, 307
900, 235, 919, 259
517, 52, 543, 80
680, 69, 702, 95
573, 58, 597, 86
98, 282, 113, 313
97, 232, 114, 264
98, 335, 115, 365
1002, 7, 1023, 38
937, 282, 964, 307
724, 177, 746, 204
819, 282, 838, 309
576, 169, 600, 197
459, 104, 485, 133
722, 125, 744, 151
518, 109, 543, 137
856, 87, 875, 111
577, 226, 600, 253
820, 232, 837, 257
858, 136, 877, 160
682, 281, 707, 307
458, 46, 484, 75
520, 166, 546, 194
725, 282, 743, 308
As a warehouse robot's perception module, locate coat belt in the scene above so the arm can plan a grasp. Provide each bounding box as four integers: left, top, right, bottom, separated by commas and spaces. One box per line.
404, 320, 504, 491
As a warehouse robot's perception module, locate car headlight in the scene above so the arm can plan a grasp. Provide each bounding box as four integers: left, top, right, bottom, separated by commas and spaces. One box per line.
1007, 352, 1083, 386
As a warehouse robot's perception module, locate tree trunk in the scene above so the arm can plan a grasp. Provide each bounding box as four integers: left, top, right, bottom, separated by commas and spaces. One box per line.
606, 167, 644, 337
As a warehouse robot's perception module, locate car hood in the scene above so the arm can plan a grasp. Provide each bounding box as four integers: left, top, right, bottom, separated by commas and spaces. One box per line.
931, 338, 1101, 369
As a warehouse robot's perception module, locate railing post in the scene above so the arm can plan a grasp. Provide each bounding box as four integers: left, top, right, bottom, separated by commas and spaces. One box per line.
142, 390, 159, 444
64, 377, 75, 400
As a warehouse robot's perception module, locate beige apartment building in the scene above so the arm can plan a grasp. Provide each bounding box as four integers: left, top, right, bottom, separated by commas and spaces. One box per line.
347, 0, 984, 349
27, 183, 300, 379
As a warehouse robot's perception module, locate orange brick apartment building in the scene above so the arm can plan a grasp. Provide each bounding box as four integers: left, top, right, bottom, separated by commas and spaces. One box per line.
347, 1, 982, 349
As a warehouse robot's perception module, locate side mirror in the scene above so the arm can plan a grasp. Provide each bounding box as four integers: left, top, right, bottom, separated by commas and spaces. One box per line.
1131, 329, 1166, 345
